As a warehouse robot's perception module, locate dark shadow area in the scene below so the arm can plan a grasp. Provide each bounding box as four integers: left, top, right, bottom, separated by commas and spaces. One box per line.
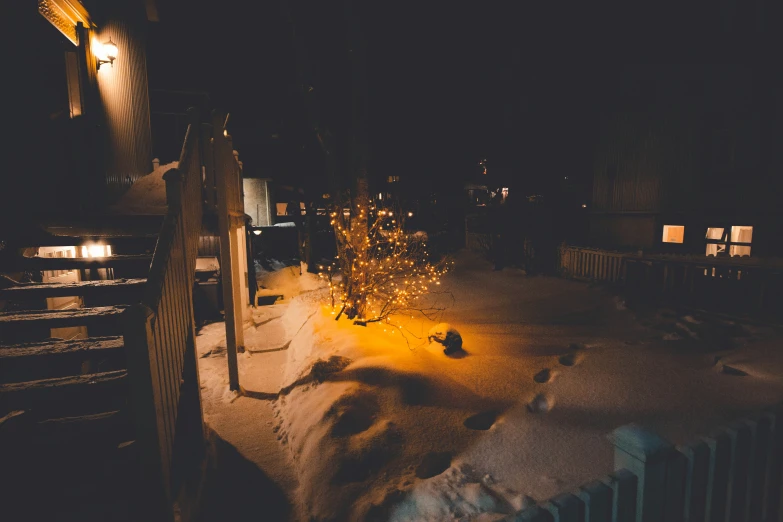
240, 388, 279, 401
327, 365, 511, 413
415, 451, 452, 479
198, 429, 292, 522
327, 388, 380, 437
257, 295, 284, 306
278, 355, 352, 395
445, 347, 470, 359
247, 340, 291, 354
333, 422, 404, 484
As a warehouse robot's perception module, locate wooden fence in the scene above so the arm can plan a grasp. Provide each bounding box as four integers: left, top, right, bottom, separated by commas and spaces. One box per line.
510, 406, 783, 522
558, 246, 629, 284
624, 256, 783, 321
123, 108, 205, 520
558, 245, 783, 322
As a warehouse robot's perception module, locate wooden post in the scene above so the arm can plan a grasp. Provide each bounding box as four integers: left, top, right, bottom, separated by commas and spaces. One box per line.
212, 111, 243, 391
123, 304, 172, 521
166, 153, 206, 462
611, 424, 676, 522
606, 468, 637, 522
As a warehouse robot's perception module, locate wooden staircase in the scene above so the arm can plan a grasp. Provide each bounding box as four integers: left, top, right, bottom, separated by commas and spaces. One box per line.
0, 224, 156, 521
0, 108, 242, 521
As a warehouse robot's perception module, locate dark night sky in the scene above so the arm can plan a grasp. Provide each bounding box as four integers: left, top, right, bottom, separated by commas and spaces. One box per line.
146, 0, 778, 197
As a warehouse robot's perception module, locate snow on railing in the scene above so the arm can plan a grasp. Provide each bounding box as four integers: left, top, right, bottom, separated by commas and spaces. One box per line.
509, 406, 783, 521
123, 108, 205, 519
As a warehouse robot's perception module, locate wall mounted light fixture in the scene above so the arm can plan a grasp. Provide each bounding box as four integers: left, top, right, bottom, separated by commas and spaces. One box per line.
95, 37, 118, 69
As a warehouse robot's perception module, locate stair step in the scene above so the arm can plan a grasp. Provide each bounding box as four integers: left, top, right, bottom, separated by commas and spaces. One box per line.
0, 305, 127, 331
0, 336, 125, 384
0, 254, 153, 271
2, 231, 159, 250
3, 414, 141, 522
0, 278, 146, 300
0, 370, 129, 419
35, 214, 164, 233
0, 408, 133, 448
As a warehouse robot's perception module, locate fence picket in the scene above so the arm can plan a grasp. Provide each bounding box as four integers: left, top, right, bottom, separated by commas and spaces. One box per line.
725, 422, 753, 522
605, 469, 637, 522
746, 415, 772, 522
679, 440, 710, 522
579, 480, 613, 522
664, 450, 687, 522
545, 493, 582, 522
703, 431, 731, 522
763, 409, 783, 522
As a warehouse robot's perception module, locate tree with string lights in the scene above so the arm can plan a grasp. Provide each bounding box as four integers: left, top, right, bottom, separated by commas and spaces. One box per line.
319, 195, 452, 327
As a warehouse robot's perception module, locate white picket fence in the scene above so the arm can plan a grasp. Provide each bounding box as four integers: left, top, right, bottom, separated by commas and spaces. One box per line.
507, 406, 783, 521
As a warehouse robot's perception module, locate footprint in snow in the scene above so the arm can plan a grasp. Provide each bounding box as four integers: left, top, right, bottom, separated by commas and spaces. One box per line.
527, 393, 553, 413
558, 351, 584, 367
533, 368, 553, 383
464, 410, 499, 430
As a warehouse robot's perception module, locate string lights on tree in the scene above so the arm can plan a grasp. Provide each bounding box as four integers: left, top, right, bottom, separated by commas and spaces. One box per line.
318, 195, 452, 330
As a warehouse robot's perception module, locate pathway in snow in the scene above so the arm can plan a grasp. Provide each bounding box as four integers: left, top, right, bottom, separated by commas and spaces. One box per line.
195, 304, 300, 522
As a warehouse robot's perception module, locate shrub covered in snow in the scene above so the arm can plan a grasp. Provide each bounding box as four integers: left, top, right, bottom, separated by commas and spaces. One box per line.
427, 323, 463, 355
319, 200, 452, 325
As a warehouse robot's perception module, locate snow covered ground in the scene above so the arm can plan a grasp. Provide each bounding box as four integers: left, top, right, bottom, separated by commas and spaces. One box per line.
196, 251, 783, 522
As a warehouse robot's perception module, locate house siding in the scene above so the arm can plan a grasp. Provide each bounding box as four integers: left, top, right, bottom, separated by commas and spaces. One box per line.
93, 1, 153, 201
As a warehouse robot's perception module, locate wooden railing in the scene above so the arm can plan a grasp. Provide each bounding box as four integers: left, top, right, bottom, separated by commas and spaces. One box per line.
625, 255, 783, 321
123, 108, 205, 520
559, 245, 783, 322
511, 406, 783, 521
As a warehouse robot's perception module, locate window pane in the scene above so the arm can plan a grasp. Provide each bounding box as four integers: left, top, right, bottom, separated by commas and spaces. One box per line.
730, 245, 751, 257
731, 226, 753, 244
706, 227, 724, 240
662, 225, 685, 243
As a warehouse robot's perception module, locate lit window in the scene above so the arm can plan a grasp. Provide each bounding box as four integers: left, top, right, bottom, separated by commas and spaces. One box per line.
730, 226, 753, 257
387, 176, 400, 183
662, 225, 685, 244
276, 202, 287, 216
705, 227, 726, 256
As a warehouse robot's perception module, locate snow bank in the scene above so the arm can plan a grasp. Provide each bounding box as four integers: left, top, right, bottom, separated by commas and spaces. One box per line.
258, 263, 324, 302
110, 161, 178, 214
274, 294, 527, 520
